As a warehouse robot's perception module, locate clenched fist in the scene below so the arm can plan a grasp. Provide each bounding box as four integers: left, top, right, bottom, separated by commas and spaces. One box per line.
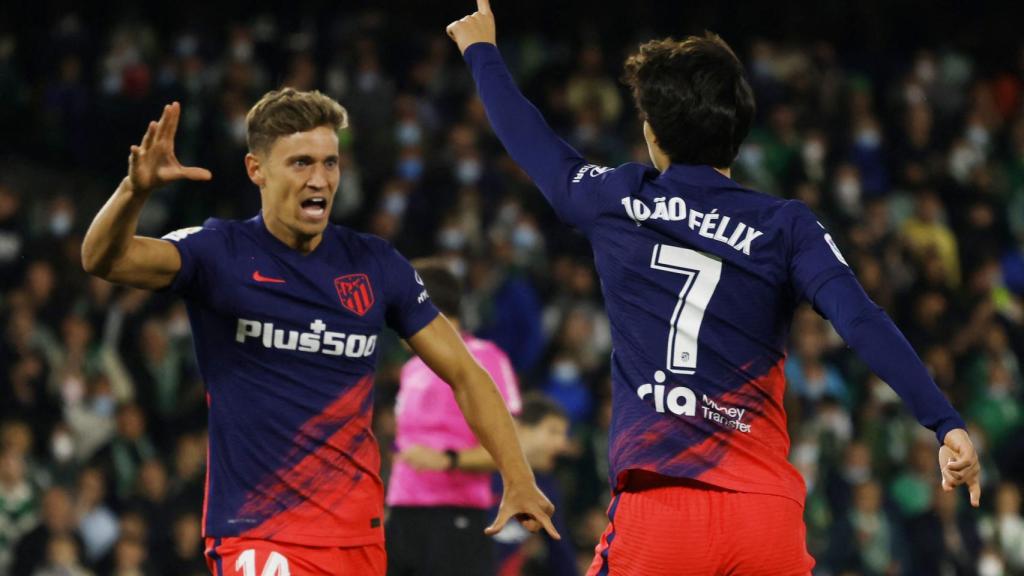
446, 0, 496, 54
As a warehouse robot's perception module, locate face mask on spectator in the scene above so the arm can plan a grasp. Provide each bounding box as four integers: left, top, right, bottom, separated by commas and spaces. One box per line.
552, 360, 580, 383
92, 394, 116, 418
382, 193, 407, 217
949, 144, 980, 183
167, 313, 190, 339
802, 140, 825, 165
449, 257, 467, 280
438, 227, 466, 252
836, 177, 861, 211
357, 71, 379, 93
574, 123, 599, 146
397, 157, 424, 181
229, 116, 247, 146
738, 143, 764, 171
841, 464, 871, 485
512, 224, 540, 253
455, 158, 482, 185
496, 202, 520, 227
855, 128, 881, 150
914, 58, 937, 85
396, 121, 422, 147
978, 551, 1004, 576
49, 213, 72, 237
231, 39, 253, 62
51, 431, 74, 464
967, 124, 990, 150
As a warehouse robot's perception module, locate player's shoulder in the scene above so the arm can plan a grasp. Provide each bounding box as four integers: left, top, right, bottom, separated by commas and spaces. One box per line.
710, 178, 815, 230
572, 161, 655, 190
161, 216, 233, 243
763, 198, 823, 233
328, 223, 398, 256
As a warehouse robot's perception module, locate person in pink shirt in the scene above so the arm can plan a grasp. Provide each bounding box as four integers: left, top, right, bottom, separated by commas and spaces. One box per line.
386, 259, 522, 576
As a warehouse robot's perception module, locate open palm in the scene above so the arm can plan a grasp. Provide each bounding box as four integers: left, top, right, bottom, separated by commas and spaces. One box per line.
128, 102, 211, 192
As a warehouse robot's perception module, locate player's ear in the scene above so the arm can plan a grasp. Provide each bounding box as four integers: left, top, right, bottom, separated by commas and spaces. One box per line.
245, 152, 265, 187
643, 120, 660, 146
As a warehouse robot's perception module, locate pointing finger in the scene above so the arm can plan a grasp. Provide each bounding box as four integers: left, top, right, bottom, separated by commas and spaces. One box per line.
476, 0, 491, 15
968, 477, 981, 508
534, 509, 561, 540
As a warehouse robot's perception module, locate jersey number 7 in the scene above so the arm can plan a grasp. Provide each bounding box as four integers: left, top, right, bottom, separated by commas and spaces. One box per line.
650, 244, 722, 375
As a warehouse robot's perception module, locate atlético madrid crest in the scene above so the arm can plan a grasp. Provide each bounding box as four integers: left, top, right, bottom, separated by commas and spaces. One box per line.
334, 274, 375, 316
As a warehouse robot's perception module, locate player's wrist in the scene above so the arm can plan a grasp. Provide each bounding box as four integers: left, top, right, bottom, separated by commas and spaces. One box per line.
444, 449, 459, 470
501, 466, 536, 488
120, 176, 154, 200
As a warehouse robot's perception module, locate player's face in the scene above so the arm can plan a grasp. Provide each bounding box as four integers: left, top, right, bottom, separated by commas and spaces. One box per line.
249, 126, 341, 242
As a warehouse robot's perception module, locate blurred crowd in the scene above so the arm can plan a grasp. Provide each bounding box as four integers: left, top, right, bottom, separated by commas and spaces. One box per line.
2, 3, 1024, 576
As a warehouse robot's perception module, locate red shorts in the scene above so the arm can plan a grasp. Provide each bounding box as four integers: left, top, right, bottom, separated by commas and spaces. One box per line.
204, 537, 385, 576
586, 472, 814, 576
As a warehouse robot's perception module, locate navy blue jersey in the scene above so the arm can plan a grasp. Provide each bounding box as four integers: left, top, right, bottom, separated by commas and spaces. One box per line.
557, 161, 830, 503
162, 213, 438, 546
464, 43, 964, 505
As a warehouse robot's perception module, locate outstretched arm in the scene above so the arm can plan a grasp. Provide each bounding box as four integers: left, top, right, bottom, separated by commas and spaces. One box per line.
406, 314, 560, 539
81, 102, 211, 290
788, 201, 981, 506
813, 274, 981, 507
447, 0, 597, 227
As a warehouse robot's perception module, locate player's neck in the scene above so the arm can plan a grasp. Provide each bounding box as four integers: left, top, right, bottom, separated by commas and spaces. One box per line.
263, 215, 322, 254
657, 160, 732, 180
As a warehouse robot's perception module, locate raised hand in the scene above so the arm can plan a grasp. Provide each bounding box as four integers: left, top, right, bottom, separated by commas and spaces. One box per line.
128, 102, 211, 193
938, 427, 982, 507
485, 478, 561, 540
446, 0, 496, 54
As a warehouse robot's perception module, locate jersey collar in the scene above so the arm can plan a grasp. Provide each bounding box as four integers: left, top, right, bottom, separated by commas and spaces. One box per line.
660, 164, 739, 189
251, 211, 332, 260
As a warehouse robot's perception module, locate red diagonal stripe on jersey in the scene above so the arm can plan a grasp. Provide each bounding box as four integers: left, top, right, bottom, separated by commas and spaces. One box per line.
236, 375, 381, 542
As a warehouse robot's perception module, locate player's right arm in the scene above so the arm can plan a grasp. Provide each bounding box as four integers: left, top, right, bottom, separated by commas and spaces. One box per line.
81, 102, 211, 290
447, 0, 599, 229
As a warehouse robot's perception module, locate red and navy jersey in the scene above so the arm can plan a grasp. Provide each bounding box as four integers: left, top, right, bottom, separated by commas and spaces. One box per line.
163, 213, 438, 546
464, 42, 964, 506
556, 162, 827, 504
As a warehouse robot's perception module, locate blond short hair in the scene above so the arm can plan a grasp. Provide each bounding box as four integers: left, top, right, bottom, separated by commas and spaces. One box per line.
246, 88, 349, 154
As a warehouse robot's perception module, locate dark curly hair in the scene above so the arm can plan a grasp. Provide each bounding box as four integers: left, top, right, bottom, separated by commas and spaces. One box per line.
623, 32, 755, 169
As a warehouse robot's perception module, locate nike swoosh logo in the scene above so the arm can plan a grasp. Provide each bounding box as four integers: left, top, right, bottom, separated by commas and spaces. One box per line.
252, 270, 286, 284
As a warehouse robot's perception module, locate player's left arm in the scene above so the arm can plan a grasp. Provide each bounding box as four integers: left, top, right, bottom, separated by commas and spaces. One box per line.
398, 345, 520, 473
788, 201, 981, 506
406, 315, 561, 538
446, 0, 601, 229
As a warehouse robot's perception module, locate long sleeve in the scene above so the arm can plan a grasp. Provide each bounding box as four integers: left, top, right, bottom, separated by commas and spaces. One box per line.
464, 42, 601, 230
812, 273, 966, 443
785, 199, 965, 443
